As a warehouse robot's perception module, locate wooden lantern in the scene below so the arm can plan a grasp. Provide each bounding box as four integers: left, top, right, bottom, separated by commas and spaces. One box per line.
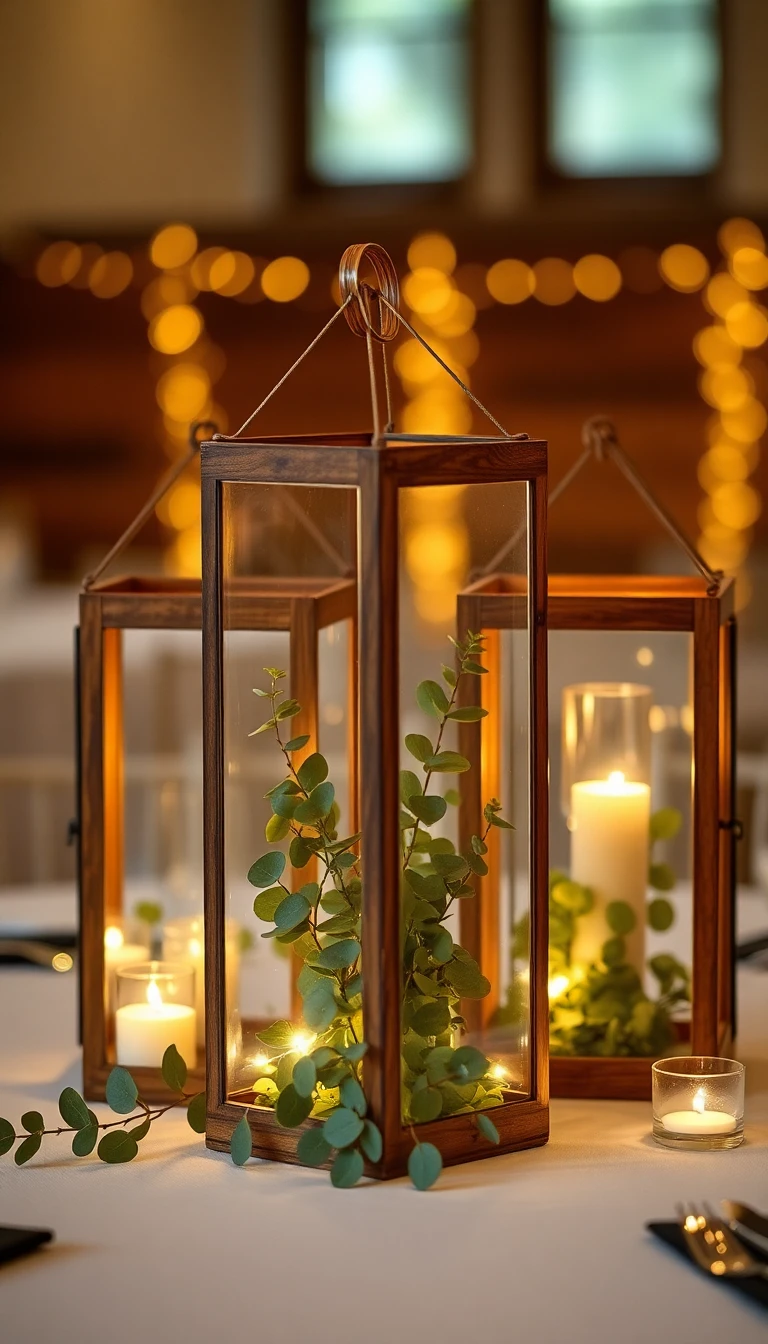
201, 427, 550, 1177
78, 433, 356, 1102
458, 419, 738, 1100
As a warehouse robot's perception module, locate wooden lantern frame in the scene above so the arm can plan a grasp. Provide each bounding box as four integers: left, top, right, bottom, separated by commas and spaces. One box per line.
458, 417, 739, 1100
201, 428, 550, 1178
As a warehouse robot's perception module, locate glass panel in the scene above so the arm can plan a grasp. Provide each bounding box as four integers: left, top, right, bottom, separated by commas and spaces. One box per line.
308, 0, 472, 184
549, 629, 693, 1060
105, 627, 203, 1061
221, 483, 358, 1107
548, 0, 721, 177
399, 482, 532, 1126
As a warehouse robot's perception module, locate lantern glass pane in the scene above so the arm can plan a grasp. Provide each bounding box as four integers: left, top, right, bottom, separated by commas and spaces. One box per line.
220, 482, 358, 1103
550, 629, 694, 1060
399, 481, 533, 1123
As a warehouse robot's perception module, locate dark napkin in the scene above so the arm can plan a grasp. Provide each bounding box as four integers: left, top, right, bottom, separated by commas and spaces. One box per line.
647, 1221, 768, 1312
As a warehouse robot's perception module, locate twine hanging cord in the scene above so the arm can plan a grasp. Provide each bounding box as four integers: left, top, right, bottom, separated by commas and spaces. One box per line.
81, 420, 217, 591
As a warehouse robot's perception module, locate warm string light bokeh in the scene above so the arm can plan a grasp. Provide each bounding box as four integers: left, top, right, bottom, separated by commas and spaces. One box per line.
29, 221, 766, 602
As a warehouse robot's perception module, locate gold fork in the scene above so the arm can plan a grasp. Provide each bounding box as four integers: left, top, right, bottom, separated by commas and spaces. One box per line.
677, 1203, 768, 1282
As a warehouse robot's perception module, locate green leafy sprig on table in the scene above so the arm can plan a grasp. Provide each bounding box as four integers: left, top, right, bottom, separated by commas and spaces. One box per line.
243, 633, 512, 1189
0, 1045, 205, 1166
503, 804, 690, 1057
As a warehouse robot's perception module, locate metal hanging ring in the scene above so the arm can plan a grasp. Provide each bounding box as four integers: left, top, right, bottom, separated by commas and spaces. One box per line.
339, 243, 400, 343
189, 419, 219, 449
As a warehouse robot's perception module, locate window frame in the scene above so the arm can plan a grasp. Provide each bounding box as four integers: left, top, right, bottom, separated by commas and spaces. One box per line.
294, 0, 479, 202
533, 0, 727, 193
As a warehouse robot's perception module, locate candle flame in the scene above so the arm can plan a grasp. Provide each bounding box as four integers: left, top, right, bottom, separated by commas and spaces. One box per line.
693, 1086, 706, 1114
147, 978, 163, 1010
104, 925, 124, 951
188, 938, 202, 958
607, 770, 626, 790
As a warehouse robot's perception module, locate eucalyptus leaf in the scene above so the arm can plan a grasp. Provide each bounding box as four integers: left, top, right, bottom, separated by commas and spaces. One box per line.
331, 1147, 364, 1188
294, 781, 335, 824
293, 1056, 317, 1099
430, 928, 453, 965
602, 936, 626, 968
340, 1075, 367, 1116
425, 751, 470, 773
253, 885, 285, 921
417, 679, 450, 718
161, 1043, 187, 1092
275, 699, 301, 721
256, 1019, 295, 1048
0, 1117, 16, 1157
58, 1087, 91, 1130
297, 1127, 332, 1167
405, 733, 434, 763
477, 1113, 500, 1145
247, 851, 287, 888
21, 1110, 43, 1134
444, 957, 491, 1000
290, 836, 314, 869
410, 1087, 443, 1122
284, 733, 310, 753
359, 1119, 383, 1164
411, 999, 451, 1037
650, 807, 683, 842
648, 897, 675, 932
105, 1067, 138, 1116
400, 769, 422, 807
298, 752, 329, 792
324, 1106, 364, 1148
72, 1121, 98, 1156
649, 862, 676, 892
274, 890, 311, 932
97, 1130, 139, 1164
408, 1142, 442, 1191
338, 1041, 368, 1063
451, 1045, 489, 1080
315, 938, 360, 971
230, 1114, 253, 1166
266, 813, 291, 843
134, 900, 163, 926
446, 706, 488, 722
14, 1134, 42, 1166
186, 1092, 207, 1134
303, 981, 339, 1031
276, 1084, 314, 1128
409, 794, 447, 826
130, 1115, 152, 1143
606, 901, 637, 936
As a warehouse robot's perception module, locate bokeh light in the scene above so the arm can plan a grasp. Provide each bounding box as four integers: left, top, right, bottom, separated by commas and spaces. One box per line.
89, 251, 133, 299
724, 301, 768, 348
156, 363, 211, 420
710, 481, 762, 529
718, 217, 765, 257
36, 241, 82, 287
705, 273, 748, 318
403, 267, 455, 315
693, 325, 741, 368
141, 274, 197, 320
573, 254, 622, 301
720, 398, 768, 442
209, 250, 256, 296
261, 256, 310, 302
407, 232, 457, 275
149, 304, 204, 355
730, 246, 768, 291
68, 243, 103, 289
150, 223, 198, 270
486, 258, 534, 304
659, 244, 710, 292
532, 258, 576, 306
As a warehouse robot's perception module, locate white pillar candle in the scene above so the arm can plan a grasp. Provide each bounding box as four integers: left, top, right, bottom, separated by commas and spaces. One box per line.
661, 1087, 737, 1136
115, 978, 197, 1069
569, 771, 651, 974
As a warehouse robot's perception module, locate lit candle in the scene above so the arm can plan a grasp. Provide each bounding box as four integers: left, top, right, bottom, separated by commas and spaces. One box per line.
115, 975, 197, 1069
104, 925, 147, 1017
569, 771, 651, 974
661, 1086, 737, 1136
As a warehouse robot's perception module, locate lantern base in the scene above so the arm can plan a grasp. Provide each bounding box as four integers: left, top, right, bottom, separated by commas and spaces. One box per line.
550, 1023, 734, 1101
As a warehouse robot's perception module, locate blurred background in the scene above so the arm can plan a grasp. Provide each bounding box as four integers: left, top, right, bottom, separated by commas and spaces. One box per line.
1, 0, 768, 917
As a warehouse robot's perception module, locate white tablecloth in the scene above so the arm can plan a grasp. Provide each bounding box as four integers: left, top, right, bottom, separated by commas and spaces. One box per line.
1, 897, 767, 1344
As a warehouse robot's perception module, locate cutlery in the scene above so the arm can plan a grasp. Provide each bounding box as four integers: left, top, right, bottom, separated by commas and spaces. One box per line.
678, 1202, 768, 1282
722, 1200, 768, 1256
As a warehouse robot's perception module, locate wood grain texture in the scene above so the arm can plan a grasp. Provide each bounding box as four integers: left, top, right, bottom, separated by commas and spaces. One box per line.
692, 597, 721, 1055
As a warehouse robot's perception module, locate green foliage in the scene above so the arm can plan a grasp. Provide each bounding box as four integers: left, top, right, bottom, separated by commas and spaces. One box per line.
186, 1093, 207, 1134
248, 851, 287, 888
230, 1114, 253, 1166
72, 1119, 99, 1156
477, 1113, 500, 1145
331, 1147, 365, 1188
408, 1142, 443, 1190
105, 1067, 138, 1115
162, 1043, 188, 1092
134, 900, 164, 926
14, 1135, 42, 1166
297, 1127, 332, 1167
21, 1111, 44, 1133
98, 1130, 139, 1164
0, 1118, 16, 1157
649, 862, 676, 891
648, 897, 675, 932
606, 901, 636, 936
58, 1088, 91, 1130
650, 807, 682, 842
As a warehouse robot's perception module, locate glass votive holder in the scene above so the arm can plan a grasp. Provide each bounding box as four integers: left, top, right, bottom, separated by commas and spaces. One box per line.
115, 961, 197, 1070
652, 1057, 745, 1151
162, 915, 241, 1047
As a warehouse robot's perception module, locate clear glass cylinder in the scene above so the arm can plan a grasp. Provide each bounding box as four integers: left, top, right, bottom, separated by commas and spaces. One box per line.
652, 1056, 745, 1150
115, 960, 197, 1069
162, 915, 241, 1047
561, 681, 652, 817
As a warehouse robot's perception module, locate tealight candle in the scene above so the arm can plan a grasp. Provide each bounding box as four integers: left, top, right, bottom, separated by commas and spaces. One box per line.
652, 1057, 745, 1150
115, 962, 196, 1069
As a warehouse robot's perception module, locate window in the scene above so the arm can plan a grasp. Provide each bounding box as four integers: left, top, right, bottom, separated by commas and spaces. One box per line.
307, 0, 472, 186
547, 0, 721, 178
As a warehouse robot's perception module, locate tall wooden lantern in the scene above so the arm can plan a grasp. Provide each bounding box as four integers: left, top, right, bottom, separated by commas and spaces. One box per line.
459, 417, 737, 1100
78, 425, 355, 1102
201, 244, 550, 1180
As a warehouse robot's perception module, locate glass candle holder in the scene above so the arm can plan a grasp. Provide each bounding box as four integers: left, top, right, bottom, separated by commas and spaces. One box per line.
115, 961, 197, 1070
162, 915, 240, 1047
562, 681, 652, 817
652, 1056, 745, 1150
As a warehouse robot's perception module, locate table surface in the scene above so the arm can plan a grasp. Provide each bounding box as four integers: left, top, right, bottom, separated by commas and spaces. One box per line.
1, 895, 767, 1344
